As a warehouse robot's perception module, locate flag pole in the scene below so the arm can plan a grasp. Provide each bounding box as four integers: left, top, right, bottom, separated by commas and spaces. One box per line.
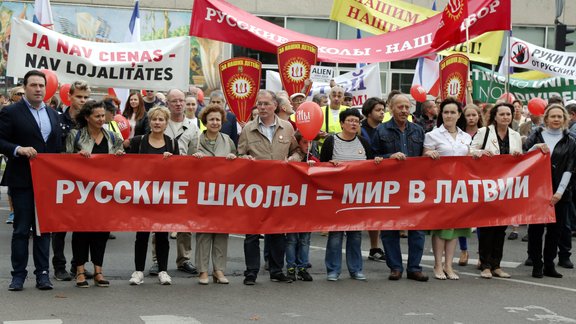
504, 31, 511, 101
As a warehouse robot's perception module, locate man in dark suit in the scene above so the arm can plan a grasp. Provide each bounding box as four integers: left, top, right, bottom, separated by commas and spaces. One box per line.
0, 70, 62, 291
208, 90, 238, 146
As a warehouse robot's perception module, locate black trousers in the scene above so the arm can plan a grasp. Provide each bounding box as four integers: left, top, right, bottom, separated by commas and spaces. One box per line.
71, 232, 109, 267
558, 201, 573, 260
52, 232, 77, 270
244, 234, 286, 278
528, 201, 568, 268
478, 226, 507, 270
134, 232, 169, 272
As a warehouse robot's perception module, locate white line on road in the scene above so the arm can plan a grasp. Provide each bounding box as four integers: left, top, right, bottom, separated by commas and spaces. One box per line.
140, 315, 202, 324
4, 320, 63, 324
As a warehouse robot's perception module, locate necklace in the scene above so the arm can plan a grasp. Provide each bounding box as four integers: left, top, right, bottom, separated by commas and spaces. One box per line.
447, 129, 458, 134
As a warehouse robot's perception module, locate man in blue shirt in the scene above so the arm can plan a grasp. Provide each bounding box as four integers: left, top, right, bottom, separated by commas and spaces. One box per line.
371, 93, 428, 282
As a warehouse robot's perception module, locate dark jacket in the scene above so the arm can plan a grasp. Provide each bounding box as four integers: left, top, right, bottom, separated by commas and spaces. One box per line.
58, 109, 76, 150
371, 119, 424, 158
128, 134, 179, 155
0, 100, 62, 188
524, 127, 576, 201
221, 111, 238, 147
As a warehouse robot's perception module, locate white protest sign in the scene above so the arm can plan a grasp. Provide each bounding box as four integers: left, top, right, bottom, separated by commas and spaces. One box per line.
7, 18, 190, 90
508, 36, 576, 80
309, 65, 335, 83
266, 63, 381, 106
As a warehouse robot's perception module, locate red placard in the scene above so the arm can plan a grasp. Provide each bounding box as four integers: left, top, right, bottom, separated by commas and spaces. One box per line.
218, 57, 261, 123
31, 151, 554, 234
277, 41, 317, 96
440, 53, 470, 102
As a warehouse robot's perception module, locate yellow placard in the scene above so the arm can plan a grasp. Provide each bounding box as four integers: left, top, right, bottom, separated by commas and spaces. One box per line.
330, 0, 504, 65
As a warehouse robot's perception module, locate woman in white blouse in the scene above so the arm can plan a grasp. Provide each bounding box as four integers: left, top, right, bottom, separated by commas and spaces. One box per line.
423, 98, 472, 280
470, 102, 523, 279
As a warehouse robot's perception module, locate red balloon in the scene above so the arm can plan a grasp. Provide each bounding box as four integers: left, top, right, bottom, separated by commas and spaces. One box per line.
113, 114, 131, 139
295, 101, 323, 141
196, 89, 204, 103
59, 83, 71, 106
40, 69, 58, 102
410, 84, 427, 103
527, 97, 546, 116
498, 92, 516, 103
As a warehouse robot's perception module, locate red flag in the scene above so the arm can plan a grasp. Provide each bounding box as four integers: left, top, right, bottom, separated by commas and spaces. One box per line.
431, 0, 468, 49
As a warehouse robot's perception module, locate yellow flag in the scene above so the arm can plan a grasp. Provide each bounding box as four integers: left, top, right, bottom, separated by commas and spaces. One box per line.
330, 0, 503, 65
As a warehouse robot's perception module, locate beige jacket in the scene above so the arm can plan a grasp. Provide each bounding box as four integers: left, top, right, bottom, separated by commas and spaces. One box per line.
65, 128, 124, 154
238, 116, 302, 161
470, 125, 522, 155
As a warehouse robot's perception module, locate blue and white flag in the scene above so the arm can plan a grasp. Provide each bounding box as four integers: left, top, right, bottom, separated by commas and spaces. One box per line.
33, 0, 54, 29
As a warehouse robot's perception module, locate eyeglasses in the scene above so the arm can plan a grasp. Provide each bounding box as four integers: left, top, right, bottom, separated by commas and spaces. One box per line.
344, 119, 360, 124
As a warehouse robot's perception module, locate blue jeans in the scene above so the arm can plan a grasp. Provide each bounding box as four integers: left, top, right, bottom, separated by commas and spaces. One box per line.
325, 231, 362, 276
380, 230, 425, 273
11, 187, 50, 279
286, 232, 311, 269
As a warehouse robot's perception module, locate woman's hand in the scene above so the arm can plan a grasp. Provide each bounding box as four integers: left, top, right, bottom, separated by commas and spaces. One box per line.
114, 150, 125, 156
551, 192, 563, 206
122, 139, 130, 148
192, 152, 205, 159
536, 143, 550, 154
512, 151, 522, 157
424, 150, 440, 160
78, 150, 91, 158
163, 152, 173, 159
241, 155, 255, 160
374, 156, 384, 164
226, 153, 237, 160
472, 150, 493, 159
306, 160, 316, 166
329, 160, 341, 166
390, 152, 406, 160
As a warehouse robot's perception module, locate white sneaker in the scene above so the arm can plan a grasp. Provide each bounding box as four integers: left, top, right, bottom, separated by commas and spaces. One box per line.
158, 271, 172, 285
129, 271, 144, 285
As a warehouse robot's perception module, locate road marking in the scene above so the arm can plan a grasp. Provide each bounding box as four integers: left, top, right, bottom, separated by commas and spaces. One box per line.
505, 305, 576, 322
4, 320, 63, 324
140, 315, 202, 324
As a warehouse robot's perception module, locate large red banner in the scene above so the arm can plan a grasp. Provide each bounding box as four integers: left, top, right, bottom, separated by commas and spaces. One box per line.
189, 0, 511, 63
31, 151, 553, 234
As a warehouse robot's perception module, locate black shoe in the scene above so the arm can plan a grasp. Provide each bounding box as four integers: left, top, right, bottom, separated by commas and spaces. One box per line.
532, 266, 543, 278
521, 234, 529, 242
54, 268, 72, 281
368, 248, 386, 262
543, 267, 563, 278
178, 261, 199, 275
524, 257, 533, 266
297, 268, 313, 282
8, 277, 24, 291
558, 258, 574, 269
286, 268, 296, 281
270, 273, 293, 283
507, 232, 519, 240
108, 233, 116, 239
36, 271, 54, 290
243, 275, 256, 286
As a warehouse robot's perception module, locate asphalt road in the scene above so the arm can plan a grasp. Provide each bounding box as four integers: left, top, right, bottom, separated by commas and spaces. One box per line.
0, 186, 575, 323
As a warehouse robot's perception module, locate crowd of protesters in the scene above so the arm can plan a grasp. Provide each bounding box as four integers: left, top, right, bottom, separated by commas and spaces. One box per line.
1, 69, 575, 291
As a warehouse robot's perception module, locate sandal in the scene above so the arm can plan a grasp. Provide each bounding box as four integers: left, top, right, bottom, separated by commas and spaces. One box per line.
94, 272, 110, 287
75, 272, 89, 288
